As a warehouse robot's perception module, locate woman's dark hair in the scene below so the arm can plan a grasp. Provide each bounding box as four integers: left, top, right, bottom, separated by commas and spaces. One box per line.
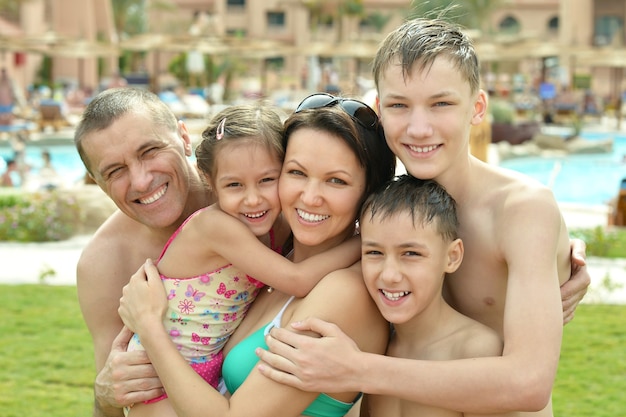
282, 105, 396, 205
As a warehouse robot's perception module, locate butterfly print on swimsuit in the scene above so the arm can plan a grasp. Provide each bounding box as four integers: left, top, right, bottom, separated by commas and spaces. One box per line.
234, 291, 250, 302
191, 332, 211, 345
170, 312, 190, 325
223, 312, 238, 322
185, 284, 206, 301
169, 327, 182, 339
200, 309, 220, 321
217, 282, 237, 298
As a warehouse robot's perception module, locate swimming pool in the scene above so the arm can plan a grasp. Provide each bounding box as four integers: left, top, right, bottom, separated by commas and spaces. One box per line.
1, 131, 623, 206
0, 139, 86, 188
499, 131, 626, 206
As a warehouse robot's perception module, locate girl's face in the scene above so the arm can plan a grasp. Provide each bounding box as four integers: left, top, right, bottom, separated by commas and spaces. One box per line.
279, 128, 366, 256
213, 141, 282, 237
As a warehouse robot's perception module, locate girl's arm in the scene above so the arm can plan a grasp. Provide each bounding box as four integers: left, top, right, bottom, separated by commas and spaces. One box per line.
118, 260, 387, 417
193, 209, 360, 297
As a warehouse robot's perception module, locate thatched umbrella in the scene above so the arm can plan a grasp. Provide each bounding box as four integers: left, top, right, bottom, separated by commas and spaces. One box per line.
27, 37, 119, 87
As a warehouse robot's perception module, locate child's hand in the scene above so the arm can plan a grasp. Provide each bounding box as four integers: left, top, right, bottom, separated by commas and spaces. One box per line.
118, 259, 168, 334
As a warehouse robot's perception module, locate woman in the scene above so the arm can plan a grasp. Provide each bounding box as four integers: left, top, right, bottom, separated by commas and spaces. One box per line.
118, 95, 397, 417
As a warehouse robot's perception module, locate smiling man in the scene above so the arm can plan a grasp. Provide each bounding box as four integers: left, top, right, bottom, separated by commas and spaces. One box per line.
74, 87, 214, 417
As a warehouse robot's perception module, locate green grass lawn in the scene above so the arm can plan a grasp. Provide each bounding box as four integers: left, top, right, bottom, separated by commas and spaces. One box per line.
0, 284, 624, 416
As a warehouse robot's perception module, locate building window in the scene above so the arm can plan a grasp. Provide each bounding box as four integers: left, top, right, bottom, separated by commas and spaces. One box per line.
499, 15, 520, 34
265, 57, 284, 70
595, 15, 623, 46
548, 16, 559, 31
267, 12, 285, 28
227, 0, 245, 6
227, 29, 247, 37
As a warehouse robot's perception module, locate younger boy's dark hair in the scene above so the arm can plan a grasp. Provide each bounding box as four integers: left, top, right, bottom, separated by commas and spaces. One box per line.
360, 175, 459, 242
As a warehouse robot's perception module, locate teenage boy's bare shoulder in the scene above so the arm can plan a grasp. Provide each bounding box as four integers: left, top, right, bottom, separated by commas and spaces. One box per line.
469, 162, 560, 213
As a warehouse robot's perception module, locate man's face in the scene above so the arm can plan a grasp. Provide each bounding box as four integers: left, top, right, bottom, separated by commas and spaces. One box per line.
82, 111, 195, 230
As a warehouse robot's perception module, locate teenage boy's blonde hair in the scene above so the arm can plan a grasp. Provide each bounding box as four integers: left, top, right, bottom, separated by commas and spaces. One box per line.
372, 17, 481, 95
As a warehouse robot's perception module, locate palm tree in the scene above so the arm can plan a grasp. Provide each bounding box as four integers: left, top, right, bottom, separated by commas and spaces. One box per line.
302, 0, 365, 41
0, 0, 21, 22
407, 0, 504, 33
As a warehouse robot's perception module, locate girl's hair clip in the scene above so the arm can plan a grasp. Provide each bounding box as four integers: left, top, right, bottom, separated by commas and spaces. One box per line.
216, 118, 226, 140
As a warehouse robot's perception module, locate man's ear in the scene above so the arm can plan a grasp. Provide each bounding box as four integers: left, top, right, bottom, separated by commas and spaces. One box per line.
445, 238, 464, 273
178, 120, 193, 156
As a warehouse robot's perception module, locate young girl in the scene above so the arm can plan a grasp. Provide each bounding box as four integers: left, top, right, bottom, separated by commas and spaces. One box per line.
126, 102, 360, 416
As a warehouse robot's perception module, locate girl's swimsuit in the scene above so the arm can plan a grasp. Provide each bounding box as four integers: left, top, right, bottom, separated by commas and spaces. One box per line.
128, 207, 279, 403
222, 296, 360, 417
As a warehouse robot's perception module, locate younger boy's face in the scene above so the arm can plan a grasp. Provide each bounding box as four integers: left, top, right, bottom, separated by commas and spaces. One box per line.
376, 56, 486, 181
360, 211, 459, 325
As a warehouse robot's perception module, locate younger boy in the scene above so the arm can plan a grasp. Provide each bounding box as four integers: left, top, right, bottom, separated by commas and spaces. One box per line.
358, 175, 511, 417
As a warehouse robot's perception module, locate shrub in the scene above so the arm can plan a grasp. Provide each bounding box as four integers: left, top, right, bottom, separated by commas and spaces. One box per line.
0, 191, 83, 242
490, 98, 515, 124
570, 226, 626, 258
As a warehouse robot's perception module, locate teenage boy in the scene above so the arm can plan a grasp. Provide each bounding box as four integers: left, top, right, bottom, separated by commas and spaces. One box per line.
257, 18, 582, 416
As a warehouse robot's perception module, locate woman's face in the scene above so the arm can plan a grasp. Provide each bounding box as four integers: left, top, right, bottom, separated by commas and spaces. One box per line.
279, 127, 366, 254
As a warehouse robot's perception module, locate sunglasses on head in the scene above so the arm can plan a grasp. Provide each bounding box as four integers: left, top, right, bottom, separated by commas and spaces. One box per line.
295, 93, 379, 130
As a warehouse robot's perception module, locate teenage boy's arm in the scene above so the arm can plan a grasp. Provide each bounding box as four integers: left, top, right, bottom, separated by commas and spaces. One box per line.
562, 238, 590, 324
257, 193, 568, 413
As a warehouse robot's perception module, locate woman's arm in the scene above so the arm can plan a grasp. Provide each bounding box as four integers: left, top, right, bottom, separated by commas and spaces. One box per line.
118, 260, 387, 417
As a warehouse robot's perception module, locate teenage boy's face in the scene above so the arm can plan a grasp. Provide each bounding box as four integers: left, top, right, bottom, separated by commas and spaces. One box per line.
376, 56, 486, 181
360, 211, 460, 325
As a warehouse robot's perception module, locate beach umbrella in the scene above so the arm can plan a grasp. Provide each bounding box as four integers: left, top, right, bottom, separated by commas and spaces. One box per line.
303, 40, 380, 59
119, 33, 172, 52
27, 38, 119, 87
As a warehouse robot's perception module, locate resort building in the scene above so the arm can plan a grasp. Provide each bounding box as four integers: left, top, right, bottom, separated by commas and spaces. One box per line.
1, 0, 625, 106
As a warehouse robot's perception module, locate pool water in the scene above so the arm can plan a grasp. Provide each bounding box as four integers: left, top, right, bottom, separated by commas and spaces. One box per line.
0, 140, 87, 188
499, 132, 626, 206
1, 131, 624, 206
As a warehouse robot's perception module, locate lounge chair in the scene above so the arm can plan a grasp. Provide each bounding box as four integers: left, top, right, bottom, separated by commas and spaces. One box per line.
37, 101, 68, 132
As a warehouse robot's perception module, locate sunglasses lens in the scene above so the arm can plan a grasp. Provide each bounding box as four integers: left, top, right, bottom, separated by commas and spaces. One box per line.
340, 100, 378, 128
294, 94, 379, 130
295, 94, 335, 112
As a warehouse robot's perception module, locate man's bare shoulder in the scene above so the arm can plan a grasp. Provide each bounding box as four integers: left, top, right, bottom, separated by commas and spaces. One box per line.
77, 211, 162, 286
79, 212, 143, 264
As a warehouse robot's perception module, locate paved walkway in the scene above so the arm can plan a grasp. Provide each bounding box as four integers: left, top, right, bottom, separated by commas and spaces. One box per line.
0, 204, 625, 304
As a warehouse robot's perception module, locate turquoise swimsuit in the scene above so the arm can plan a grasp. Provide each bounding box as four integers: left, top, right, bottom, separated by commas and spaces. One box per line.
222, 297, 359, 417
